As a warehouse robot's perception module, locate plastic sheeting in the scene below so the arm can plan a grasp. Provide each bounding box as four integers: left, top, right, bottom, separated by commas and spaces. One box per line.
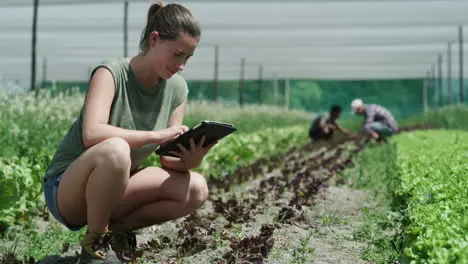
0, 0, 466, 82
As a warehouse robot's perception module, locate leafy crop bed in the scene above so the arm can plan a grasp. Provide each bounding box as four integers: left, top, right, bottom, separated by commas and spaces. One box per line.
2, 135, 368, 264
349, 128, 467, 264
0, 107, 442, 264
396, 131, 468, 264
0, 89, 312, 233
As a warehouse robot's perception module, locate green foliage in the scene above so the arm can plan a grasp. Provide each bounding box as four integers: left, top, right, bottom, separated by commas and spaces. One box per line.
291, 230, 315, 264
402, 105, 468, 130
0, 88, 311, 261
182, 100, 312, 133
0, 89, 311, 231
140, 125, 308, 178
351, 130, 468, 264
198, 125, 308, 178
0, 220, 84, 261
0, 157, 45, 233
289, 81, 322, 111
348, 142, 402, 263
396, 131, 468, 264
351, 142, 398, 194
352, 207, 402, 263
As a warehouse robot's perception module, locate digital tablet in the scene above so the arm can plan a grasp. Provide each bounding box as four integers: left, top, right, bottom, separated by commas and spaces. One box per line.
155, 121, 237, 157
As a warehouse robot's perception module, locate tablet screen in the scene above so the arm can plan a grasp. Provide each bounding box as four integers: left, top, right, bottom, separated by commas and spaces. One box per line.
155, 121, 237, 157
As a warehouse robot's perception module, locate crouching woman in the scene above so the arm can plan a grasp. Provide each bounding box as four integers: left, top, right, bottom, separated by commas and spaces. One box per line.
43, 2, 214, 263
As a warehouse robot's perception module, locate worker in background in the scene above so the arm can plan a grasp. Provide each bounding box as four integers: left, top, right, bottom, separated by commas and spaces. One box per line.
309, 104, 356, 141
350, 98, 398, 143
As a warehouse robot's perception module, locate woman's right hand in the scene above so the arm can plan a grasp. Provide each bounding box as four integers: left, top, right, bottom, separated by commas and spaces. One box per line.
152, 125, 189, 145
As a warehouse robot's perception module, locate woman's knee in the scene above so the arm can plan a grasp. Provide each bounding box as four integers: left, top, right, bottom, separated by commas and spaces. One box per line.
188, 172, 209, 208
96, 137, 131, 171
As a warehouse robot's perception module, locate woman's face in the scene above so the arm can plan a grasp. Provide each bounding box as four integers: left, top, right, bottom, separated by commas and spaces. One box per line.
147, 31, 199, 79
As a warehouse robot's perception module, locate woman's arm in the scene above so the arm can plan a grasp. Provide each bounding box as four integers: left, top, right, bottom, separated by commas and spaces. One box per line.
82, 68, 185, 148
159, 100, 191, 172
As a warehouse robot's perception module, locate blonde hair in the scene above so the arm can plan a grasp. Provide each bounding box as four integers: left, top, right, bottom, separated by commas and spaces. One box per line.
139, 1, 201, 51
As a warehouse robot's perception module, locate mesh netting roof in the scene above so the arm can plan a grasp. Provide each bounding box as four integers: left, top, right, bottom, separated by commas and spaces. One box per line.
0, 0, 467, 82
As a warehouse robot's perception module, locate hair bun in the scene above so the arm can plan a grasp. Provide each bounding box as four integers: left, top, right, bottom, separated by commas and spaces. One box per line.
147, 1, 165, 25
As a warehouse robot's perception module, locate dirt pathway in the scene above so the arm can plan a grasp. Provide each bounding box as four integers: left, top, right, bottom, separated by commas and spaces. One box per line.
117, 138, 370, 264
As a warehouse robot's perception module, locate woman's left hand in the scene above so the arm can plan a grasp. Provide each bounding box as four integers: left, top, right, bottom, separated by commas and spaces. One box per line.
168, 135, 217, 170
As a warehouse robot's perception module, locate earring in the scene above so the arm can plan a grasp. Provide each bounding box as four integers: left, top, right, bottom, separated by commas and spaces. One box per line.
150, 32, 158, 45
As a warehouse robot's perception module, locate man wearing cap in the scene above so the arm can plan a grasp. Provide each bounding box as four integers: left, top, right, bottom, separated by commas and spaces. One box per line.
309, 104, 356, 141
351, 99, 398, 142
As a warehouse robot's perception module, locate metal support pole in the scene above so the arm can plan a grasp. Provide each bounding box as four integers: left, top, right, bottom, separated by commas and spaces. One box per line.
239, 58, 245, 107
42, 57, 47, 88
431, 64, 436, 108
31, 0, 39, 91
459, 25, 464, 104
258, 65, 263, 105
123, 1, 129, 57
423, 71, 428, 112
447, 42, 452, 104
273, 73, 279, 105
284, 78, 290, 110
213, 45, 219, 102
438, 54, 443, 106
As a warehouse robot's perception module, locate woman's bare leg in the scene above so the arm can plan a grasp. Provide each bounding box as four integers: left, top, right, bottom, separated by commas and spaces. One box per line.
56, 137, 131, 233
109, 167, 209, 231
56, 136, 208, 233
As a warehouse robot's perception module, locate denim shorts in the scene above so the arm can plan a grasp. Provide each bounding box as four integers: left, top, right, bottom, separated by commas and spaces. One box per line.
44, 174, 84, 231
